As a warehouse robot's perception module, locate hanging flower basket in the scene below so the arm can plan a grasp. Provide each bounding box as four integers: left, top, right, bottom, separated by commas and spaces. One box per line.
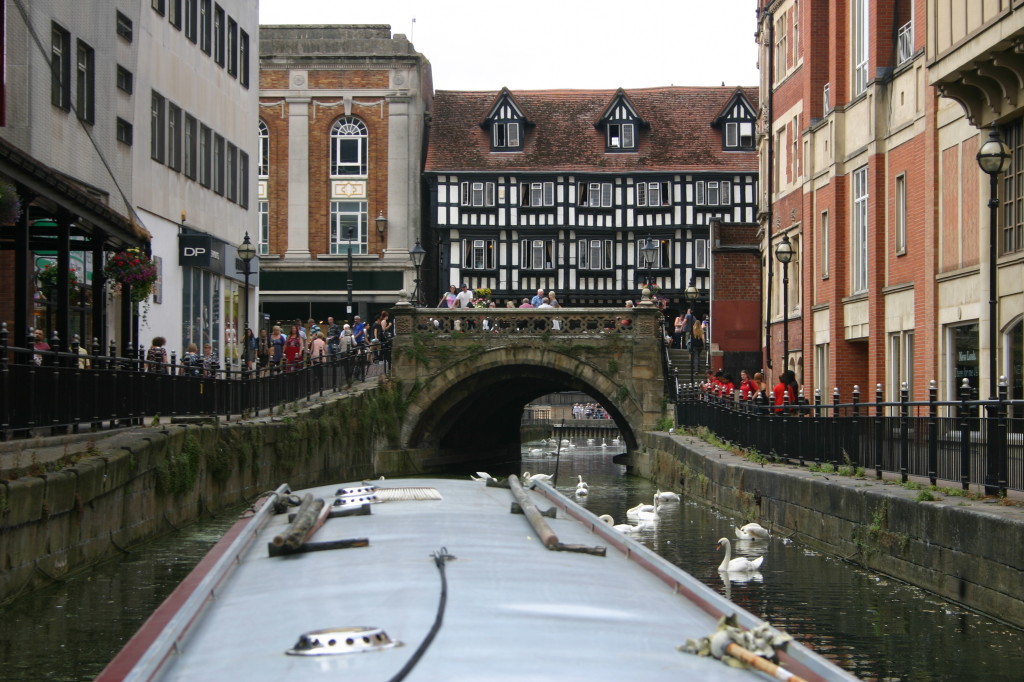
37, 262, 80, 293
0, 180, 22, 225
105, 248, 157, 303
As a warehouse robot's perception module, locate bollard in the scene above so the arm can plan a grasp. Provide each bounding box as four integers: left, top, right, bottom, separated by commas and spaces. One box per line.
874, 384, 884, 479
927, 380, 938, 486
958, 378, 972, 491
997, 376, 1008, 495
899, 381, 909, 483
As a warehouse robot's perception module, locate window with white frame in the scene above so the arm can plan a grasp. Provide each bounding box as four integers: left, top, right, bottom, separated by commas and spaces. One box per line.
492, 122, 520, 149
258, 199, 269, 254
184, 114, 197, 179
853, 0, 869, 96
852, 166, 869, 293
51, 23, 71, 110
889, 331, 915, 400
793, 0, 800, 60
226, 141, 237, 202
895, 173, 907, 254
695, 180, 731, 206
636, 181, 671, 207
607, 123, 635, 150
239, 30, 250, 88
184, 0, 197, 42
774, 13, 787, 83
76, 40, 95, 124
226, 17, 237, 78
726, 122, 738, 148
239, 151, 248, 209
462, 239, 497, 269
257, 120, 269, 177
578, 239, 613, 269
694, 238, 707, 269
578, 182, 613, 208
520, 181, 554, 207
814, 342, 829, 396
820, 209, 829, 278
788, 234, 801, 312
521, 239, 554, 269
330, 117, 368, 177
329, 201, 367, 255
460, 181, 496, 207
199, 0, 211, 54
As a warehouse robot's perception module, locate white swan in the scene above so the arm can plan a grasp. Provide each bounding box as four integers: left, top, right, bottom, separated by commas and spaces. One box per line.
626, 500, 654, 519
634, 495, 660, 525
522, 471, 553, 484
598, 514, 642, 534
574, 475, 589, 496
586, 438, 595, 445
734, 522, 771, 540
656, 489, 681, 502
470, 471, 494, 482
716, 537, 765, 572
528, 448, 543, 456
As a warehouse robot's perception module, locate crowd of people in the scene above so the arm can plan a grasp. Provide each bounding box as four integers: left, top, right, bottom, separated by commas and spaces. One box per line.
698, 367, 807, 413
571, 402, 610, 420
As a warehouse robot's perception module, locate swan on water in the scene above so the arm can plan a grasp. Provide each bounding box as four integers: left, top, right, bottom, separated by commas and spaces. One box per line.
655, 490, 681, 502
734, 522, 770, 540
575, 475, 589, 496
470, 472, 494, 482
600, 439, 608, 448
528, 448, 543, 456
522, 471, 553, 484
586, 438, 595, 445
634, 495, 660, 525
626, 500, 654, 519
716, 537, 765, 572
598, 514, 642, 534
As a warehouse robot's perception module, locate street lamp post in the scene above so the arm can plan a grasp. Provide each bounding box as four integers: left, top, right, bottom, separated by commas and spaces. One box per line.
237, 232, 256, 333
775, 233, 794, 375
346, 225, 355, 318
977, 126, 1011, 495
640, 235, 659, 289
410, 240, 426, 306
684, 279, 699, 390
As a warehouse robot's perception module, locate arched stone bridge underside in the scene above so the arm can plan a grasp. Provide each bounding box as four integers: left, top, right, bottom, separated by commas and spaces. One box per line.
381, 304, 667, 473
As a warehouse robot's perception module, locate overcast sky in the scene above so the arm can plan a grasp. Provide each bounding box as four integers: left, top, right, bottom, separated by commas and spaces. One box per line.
259, 0, 761, 91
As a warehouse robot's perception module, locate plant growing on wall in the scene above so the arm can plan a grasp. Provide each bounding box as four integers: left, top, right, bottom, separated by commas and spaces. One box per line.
0, 180, 22, 225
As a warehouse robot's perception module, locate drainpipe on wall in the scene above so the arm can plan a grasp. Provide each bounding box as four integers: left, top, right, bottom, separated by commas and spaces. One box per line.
763, 6, 775, 371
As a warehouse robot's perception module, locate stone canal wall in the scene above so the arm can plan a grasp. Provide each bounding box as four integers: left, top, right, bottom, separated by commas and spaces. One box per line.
635, 431, 1024, 629
0, 383, 412, 605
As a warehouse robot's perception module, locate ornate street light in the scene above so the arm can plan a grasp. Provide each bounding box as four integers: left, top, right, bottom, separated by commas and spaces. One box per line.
375, 211, 388, 239
237, 232, 257, 333
640, 235, 659, 287
410, 240, 426, 306
976, 126, 1011, 495
346, 225, 355, 317
684, 279, 699, 389
775, 233, 794, 373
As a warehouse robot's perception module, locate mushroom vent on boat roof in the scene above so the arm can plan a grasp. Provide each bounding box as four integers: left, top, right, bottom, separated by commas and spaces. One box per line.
286, 627, 402, 656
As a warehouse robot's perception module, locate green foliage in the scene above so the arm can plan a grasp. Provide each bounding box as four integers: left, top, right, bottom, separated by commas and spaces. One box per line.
616, 385, 630, 402
915, 490, 937, 502
156, 433, 201, 495
607, 359, 618, 373
655, 416, 675, 431
808, 462, 835, 474
869, 500, 888, 533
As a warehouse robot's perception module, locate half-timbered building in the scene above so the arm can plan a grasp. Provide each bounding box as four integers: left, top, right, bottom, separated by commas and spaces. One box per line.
423, 86, 759, 311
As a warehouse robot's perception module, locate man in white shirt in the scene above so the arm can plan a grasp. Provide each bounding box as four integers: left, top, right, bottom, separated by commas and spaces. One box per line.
530, 288, 545, 307
454, 283, 475, 309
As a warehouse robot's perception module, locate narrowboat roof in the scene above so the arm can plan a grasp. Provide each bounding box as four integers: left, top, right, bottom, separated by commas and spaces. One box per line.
99, 477, 854, 681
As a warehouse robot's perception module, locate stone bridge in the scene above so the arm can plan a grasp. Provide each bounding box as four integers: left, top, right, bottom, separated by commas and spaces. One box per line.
381, 301, 668, 472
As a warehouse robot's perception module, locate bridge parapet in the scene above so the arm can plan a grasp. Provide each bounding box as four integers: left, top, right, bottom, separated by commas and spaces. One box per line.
391, 305, 664, 339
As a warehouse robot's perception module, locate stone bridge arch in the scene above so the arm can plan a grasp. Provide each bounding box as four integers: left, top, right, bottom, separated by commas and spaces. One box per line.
383, 304, 667, 472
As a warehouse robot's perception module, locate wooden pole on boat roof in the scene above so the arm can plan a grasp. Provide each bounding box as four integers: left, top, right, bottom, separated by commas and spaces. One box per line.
507, 475, 559, 549
273, 494, 327, 550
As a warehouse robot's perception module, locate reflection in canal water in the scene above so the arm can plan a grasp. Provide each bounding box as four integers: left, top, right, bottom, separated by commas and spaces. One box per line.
1, 444, 1022, 680
514, 442, 1024, 681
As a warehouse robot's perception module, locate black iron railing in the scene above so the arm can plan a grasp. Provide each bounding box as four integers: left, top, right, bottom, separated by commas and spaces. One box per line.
674, 381, 1022, 495
0, 323, 391, 439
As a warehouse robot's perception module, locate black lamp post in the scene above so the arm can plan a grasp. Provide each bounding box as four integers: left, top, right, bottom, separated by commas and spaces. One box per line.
410, 240, 426, 306
345, 225, 355, 317
976, 126, 1011, 495
775, 233, 794, 374
237, 232, 256, 333
640, 235, 659, 289
684, 279, 699, 388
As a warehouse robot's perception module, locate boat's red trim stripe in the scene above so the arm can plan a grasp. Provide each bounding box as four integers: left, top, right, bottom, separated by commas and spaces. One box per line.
95, 502, 264, 681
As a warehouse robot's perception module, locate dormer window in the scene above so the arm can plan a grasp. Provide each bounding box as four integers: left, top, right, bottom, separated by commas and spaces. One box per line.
493, 121, 520, 149
714, 90, 757, 151
597, 89, 646, 153
608, 123, 635, 150
483, 88, 528, 152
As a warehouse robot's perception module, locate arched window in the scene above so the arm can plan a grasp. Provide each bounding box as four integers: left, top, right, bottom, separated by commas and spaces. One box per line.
330, 117, 368, 176
257, 119, 269, 177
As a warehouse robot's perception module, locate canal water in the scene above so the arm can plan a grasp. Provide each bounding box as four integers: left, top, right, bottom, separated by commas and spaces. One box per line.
1, 441, 1022, 680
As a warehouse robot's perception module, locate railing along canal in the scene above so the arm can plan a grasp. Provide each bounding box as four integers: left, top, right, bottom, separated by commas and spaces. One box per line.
0, 323, 390, 440
675, 381, 1023, 496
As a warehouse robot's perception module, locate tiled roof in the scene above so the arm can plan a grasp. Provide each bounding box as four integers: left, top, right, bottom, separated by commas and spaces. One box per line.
425, 86, 759, 174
